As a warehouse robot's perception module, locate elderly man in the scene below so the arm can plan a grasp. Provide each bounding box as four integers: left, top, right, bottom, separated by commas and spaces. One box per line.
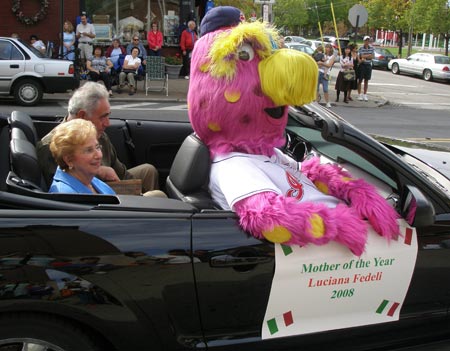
180, 20, 197, 79
37, 82, 162, 196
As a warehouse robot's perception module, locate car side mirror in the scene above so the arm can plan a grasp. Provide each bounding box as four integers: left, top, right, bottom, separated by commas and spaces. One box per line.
401, 185, 435, 227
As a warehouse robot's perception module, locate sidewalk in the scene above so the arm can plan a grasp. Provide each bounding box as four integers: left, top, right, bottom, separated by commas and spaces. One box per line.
44, 76, 190, 103
44, 76, 387, 108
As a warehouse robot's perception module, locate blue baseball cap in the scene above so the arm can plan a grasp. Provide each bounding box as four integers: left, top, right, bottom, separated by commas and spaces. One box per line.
200, 6, 242, 35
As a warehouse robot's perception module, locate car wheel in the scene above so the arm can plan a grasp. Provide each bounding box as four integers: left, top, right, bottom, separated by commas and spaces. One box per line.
0, 313, 101, 351
391, 63, 400, 74
423, 69, 433, 81
13, 79, 43, 106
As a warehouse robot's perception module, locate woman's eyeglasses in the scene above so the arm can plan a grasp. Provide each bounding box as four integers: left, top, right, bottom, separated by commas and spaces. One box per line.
81, 144, 102, 155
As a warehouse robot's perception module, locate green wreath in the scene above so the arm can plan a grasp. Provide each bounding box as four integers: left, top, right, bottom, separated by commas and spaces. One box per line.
12, 0, 49, 25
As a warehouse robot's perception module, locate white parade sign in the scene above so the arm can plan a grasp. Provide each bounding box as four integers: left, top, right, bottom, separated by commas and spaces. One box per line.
348, 4, 368, 28
262, 219, 417, 339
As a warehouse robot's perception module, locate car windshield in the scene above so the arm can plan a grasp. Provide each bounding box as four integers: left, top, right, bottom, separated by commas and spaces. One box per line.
435, 56, 450, 64
18, 38, 46, 58
376, 48, 393, 56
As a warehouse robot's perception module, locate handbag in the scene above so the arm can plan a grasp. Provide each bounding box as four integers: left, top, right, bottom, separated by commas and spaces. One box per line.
122, 68, 136, 74
343, 69, 355, 81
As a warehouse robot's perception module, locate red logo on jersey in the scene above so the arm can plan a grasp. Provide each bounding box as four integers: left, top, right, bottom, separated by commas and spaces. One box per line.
286, 171, 304, 200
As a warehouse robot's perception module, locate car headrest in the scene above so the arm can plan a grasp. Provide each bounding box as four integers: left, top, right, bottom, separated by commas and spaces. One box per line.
10, 111, 38, 145
10, 137, 43, 189
169, 134, 211, 193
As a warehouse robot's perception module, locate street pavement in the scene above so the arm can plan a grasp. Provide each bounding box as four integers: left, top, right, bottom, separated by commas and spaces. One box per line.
43, 75, 387, 109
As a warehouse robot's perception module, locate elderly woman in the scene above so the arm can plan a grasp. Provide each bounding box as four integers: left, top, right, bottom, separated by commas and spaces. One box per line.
87, 46, 114, 97
49, 119, 115, 195
118, 46, 141, 95
105, 38, 126, 69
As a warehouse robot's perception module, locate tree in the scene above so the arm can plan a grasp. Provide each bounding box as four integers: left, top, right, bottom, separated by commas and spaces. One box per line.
413, 0, 450, 55
272, 0, 310, 35
214, 0, 257, 19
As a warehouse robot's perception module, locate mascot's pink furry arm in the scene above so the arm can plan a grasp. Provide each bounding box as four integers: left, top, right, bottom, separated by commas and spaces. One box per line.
188, 7, 399, 256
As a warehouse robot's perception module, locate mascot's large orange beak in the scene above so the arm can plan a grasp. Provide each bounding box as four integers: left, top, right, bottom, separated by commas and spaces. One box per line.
259, 48, 318, 106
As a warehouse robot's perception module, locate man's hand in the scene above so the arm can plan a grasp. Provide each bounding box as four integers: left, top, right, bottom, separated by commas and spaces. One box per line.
97, 166, 120, 182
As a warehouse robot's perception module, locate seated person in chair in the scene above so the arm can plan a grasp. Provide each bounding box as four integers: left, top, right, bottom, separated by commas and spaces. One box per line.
49, 119, 115, 194
37, 81, 165, 197
105, 38, 126, 69
126, 34, 147, 79
87, 46, 114, 97
118, 47, 141, 96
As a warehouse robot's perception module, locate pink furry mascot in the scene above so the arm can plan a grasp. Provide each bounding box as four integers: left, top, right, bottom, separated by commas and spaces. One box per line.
188, 6, 399, 256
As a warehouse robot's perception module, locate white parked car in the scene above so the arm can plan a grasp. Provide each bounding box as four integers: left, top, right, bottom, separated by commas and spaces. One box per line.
0, 37, 79, 106
388, 53, 450, 82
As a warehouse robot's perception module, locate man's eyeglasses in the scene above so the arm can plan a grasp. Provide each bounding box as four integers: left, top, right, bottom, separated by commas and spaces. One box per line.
133, 38, 139, 41
81, 144, 102, 155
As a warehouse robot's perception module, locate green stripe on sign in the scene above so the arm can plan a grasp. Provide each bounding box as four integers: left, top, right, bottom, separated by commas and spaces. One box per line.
281, 245, 293, 256
376, 299, 389, 314
267, 318, 278, 334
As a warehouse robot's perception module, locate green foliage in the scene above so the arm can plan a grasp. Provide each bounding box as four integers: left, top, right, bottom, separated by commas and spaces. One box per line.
214, 0, 257, 19
165, 54, 182, 65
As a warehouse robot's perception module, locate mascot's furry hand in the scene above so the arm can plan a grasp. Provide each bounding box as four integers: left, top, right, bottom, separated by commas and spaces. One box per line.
301, 157, 400, 240
188, 7, 400, 256
235, 192, 369, 256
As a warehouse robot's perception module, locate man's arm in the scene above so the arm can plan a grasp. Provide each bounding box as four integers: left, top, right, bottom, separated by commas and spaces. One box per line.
99, 133, 132, 180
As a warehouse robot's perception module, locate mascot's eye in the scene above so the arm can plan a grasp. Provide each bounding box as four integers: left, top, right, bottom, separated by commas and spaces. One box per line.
237, 44, 255, 61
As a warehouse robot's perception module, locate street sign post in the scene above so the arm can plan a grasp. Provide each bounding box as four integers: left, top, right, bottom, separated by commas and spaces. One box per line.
348, 4, 368, 42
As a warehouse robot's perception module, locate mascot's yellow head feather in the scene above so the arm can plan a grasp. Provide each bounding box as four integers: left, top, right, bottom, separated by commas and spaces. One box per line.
207, 21, 279, 80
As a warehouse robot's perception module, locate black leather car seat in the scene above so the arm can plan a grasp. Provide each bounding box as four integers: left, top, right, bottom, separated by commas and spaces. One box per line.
166, 134, 217, 209
9, 110, 39, 145
9, 127, 46, 191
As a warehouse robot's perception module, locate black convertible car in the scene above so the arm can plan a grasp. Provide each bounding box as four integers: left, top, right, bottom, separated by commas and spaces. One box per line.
0, 104, 449, 351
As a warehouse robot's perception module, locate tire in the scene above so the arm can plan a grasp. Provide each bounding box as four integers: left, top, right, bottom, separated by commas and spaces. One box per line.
0, 313, 101, 351
391, 63, 400, 75
423, 69, 433, 81
13, 79, 43, 106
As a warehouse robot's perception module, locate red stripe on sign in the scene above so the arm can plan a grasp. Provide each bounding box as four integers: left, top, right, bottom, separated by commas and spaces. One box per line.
283, 311, 293, 326
387, 302, 400, 317
404, 228, 413, 245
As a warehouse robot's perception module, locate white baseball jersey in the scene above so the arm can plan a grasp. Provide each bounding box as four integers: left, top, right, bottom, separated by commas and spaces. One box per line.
210, 149, 340, 211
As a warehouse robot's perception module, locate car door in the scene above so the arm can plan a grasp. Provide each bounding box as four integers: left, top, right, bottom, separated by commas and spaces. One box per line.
0, 206, 203, 351
402, 54, 419, 74
0, 39, 25, 93
191, 211, 276, 348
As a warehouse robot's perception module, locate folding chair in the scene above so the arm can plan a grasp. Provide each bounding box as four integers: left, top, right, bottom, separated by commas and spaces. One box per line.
145, 56, 169, 96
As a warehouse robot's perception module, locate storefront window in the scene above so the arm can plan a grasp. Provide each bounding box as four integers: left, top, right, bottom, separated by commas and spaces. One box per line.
85, 0, 181, 46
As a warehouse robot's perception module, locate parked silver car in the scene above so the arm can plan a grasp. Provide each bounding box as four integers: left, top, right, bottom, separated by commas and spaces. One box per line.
285, 43, 314, 56
388, 53, 450, 81
0, 37, 79, 106
284, 36, 306, 44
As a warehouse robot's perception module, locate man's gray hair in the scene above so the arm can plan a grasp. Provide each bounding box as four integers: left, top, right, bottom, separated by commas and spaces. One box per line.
68, 82, 109, 117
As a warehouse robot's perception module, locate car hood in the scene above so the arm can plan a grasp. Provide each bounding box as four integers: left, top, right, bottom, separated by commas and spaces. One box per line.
374, 136, 450, 180
292, 104, 450, 181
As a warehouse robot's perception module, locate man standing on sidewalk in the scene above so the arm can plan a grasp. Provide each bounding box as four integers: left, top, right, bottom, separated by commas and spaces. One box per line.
76, 12, 96, 71
357, 36, 374, 102
180, 20, 197, 80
